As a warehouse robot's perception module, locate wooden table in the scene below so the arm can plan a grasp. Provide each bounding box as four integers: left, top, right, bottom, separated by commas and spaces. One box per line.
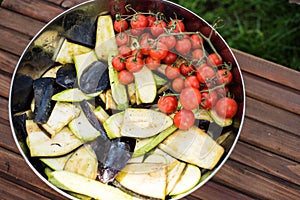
0, 0, 299, 199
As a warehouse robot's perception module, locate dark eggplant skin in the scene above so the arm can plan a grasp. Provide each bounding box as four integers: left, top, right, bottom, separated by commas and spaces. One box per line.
79, 61, 109, 94
80, 100, 136, 183
62, 10, 97, 48
11, 74, 34, 114
55, 64, 77, 89
33, 77, 59, 124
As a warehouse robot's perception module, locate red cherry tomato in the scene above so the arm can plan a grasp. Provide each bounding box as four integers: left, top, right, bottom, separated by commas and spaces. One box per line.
215, 86, 229, 98
125, 56, 144, 72
118, 70, 134, 85
165, 65, 180, 80
215, 97, 238, 118
200, 90, 218, 110
112, 56, 125, 71
118, 45, 132, 57
208, 53, 223, 67
130, 14, 149, 29
139, 33, 154, 55
145, 56, 161, 70
159, 35, 177, 49
114, 18, 128, 32
172, 77, 185, 92
147, 15, 156, 27
192, 49, 204, 61
180, 87, 201, 110
162, 51, 178, 64
158, 96, 178, 114
217, 69, 233, 85
116, 32, 130, 46
151, 20, 167, 37
174, 109, 195, 130
180, 62, 195, 76
131, 49, 144, 59
190, 34, 203, 49
149, 42, 168, 60
184, 75, 200, 89
168, 19, 185, 32
196, 63, 216, 83
175, 38, 192, 56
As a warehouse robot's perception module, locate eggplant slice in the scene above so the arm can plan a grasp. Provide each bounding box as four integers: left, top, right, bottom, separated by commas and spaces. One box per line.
80, 100, 136, 183
33, 77, 60, 124
55, 63, 77, 89
11, 73, 34, 114
79, 61, 109, 94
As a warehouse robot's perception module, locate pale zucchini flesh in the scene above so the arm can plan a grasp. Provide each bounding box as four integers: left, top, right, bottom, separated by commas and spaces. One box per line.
48, 170, 135, 200
55, 39, 92, 64
121, 108, 173, 138
40, 153, 73, 171
26, 120, 83, 157
133, 66, 157, 104
95, 15, 118, 61
159, 126, 224, 170
64, 145, 98, 180
52, 88, 101, 102
41, 102, 81, 137
68, 105, 100, 142
116, 163, 167, 199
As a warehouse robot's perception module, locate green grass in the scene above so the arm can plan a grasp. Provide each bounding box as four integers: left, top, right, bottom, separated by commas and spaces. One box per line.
170, 0, 300, 71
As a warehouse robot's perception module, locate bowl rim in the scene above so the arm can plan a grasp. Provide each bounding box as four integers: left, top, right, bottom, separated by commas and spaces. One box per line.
8, 0, 246, 199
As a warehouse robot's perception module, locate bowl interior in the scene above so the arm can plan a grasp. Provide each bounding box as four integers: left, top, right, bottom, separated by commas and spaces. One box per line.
9, 0, 245, 199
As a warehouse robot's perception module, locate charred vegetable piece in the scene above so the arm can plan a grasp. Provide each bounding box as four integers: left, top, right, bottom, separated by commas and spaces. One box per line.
11, 74, 33, 114
62, 10, 97, 48
79, 61, 109, 94
12, 113, 30, 155
32, 77, 59, 124
80, 100, 136, 183
56, 64, 77, 88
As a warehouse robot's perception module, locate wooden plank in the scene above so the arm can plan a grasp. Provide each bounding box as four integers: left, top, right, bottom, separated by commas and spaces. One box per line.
233, 49, 300, 91
45, 0, 64, 6
213, 160, 300, 200
0, 50, 18, 75
246, 97, 300, 136
243, 72, 300, 115
230, 141, 300, 185
61, 0, 89, 8
191, 181, 254, 200
0, 176, 51, 200
0, 73, 11, 99
0, 26, 30, 56
0, 119, 18, 154
1, 0, 64, 23
0, 97, 9, 122
240, 117, 300, 162
0, 8, 45, 37
0, 147, 68, 199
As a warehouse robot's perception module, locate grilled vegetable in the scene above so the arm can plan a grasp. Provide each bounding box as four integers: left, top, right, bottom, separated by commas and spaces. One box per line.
159, 126, 224, 169
26, 120, 83, 157
47, 170, 135, 200
55, 63, 77, 88
116, 162, 167, 199
133, 66, 157, 104
169, 164, 201, 196
41, 102, 80, 137
11, 74, 33, 114
40, 153, 73, 170
52, 88, 101, 102
55, 39, 92, 64
64, 145, 98, 180
95, 15, 118, 61
103, 111, 124, 139
108, 52, 129, 110
209, 109, 233, 127
32, 77, 60, 124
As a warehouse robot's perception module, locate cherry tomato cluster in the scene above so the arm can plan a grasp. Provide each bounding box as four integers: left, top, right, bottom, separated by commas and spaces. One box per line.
112, 11, 238, 130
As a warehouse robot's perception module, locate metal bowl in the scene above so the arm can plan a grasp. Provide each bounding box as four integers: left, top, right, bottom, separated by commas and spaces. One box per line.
9, 0, 245, 199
